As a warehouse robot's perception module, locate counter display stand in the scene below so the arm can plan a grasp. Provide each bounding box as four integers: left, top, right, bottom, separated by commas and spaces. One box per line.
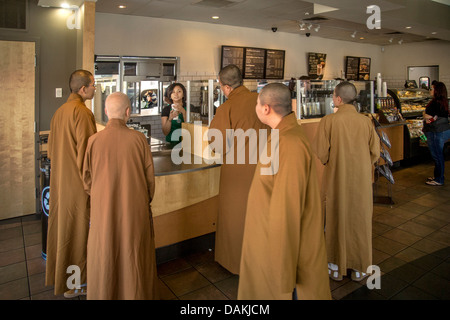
373, 117, 395, 205
392, 88, 431, 159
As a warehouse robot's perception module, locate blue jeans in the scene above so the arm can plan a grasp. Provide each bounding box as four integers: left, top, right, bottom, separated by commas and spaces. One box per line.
425, 130, 450, 184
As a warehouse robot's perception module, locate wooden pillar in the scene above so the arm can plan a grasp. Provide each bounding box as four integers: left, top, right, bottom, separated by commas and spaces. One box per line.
77, 1, 96, 109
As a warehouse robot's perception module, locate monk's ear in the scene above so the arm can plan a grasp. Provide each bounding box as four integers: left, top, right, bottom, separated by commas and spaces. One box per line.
263, 104, 271, 115
104, 107, 108, 117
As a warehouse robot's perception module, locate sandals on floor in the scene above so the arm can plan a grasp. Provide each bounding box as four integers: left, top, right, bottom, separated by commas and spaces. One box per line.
328, 263, 343, 281
426, 180, 443, 186
351, 270, 368, 282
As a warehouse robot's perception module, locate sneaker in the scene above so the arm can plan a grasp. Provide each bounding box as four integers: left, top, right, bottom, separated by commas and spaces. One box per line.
425, 180, 443, 186
64, 287, 87, 298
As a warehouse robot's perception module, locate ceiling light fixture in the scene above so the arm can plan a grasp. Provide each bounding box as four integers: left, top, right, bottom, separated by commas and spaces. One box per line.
388, 38, 393, 43
212, 16, 219, 19
307, 23, 313, 30
299, 22, 306, 31
118, 5, 126, 9
314, 25, 320, 32
360, 37, 365, 40
398, 39, 403, 44
405, 26, 412, 29
351, 31, 356, 38
61, 3, 70, 8
431, 31, 437, 34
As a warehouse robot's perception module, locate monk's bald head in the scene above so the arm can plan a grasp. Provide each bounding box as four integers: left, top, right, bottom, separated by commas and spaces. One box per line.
69, 69, 93, 93
334, 81, 357, 105
105, 92, 131, 121
259, 83, 292, 117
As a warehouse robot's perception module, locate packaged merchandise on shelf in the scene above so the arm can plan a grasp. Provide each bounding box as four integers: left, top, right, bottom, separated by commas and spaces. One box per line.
406, 119, 425, 138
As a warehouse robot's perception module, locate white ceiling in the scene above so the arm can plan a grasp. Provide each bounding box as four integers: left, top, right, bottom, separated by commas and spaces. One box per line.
38, 0, 450, 45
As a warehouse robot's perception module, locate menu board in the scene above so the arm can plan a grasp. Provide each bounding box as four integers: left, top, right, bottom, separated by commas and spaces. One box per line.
244, 47, 265, 79
307, 52, 327, 79
345, 56, 359, 80
265, 50, 285, 79
345, 56, 371, 81
221, 46, 244, 72
220, 45, 285, 80
358, 57, 371, 80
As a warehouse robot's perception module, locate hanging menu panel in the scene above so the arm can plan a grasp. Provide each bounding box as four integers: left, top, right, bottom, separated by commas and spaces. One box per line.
244, 47, 265, 79
265, 49, 285, 79
345, 56, 359, 81
221, 46, 244, 73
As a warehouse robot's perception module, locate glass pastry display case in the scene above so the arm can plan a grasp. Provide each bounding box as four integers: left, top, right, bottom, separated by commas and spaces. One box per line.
394, 88, 431, 118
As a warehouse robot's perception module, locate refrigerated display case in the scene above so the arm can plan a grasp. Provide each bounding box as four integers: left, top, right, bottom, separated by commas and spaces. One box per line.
389, 88, 431, 159
93, 55, 179, 125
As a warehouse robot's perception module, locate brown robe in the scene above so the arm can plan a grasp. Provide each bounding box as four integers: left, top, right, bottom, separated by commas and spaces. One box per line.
83, 119, 158, 300
209, 85, 270, 274
238, 113, 331, 300
313, 104, 380, 273
46, 93, 97, 295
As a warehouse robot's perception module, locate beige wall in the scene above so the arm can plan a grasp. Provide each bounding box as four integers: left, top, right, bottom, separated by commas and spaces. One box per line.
381, 40, 450, 90
95, 13, 383, 81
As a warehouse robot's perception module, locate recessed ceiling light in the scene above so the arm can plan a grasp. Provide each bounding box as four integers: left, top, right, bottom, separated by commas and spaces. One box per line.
61, 3, 70, 8
212, 16, 219, 20
405, 26, 412, 29
431, 31, 437, 34
118, 5, 126, 9
359, 37, 365, 40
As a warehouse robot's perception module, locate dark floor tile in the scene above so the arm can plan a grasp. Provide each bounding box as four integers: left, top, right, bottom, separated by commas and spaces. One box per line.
179, 284, 229, 300
0, 227, 23, 242
378, 256, 407, 274
430, 261, 450, 281
0, 261, 27, 285
161, 267, 210, 297
413, 272, 450, 299
372, 236, 408, 256
340, 285, 385, 300
194, 261, 234, 284
214, 275, 239, 300
431, 246, 450, 260
411, 253, 444, 271
411, 239, 447, 255
376, 274, 409, 299
0, 247, 25, 268
157, 258, 192, 277
386, 262, 428, 284
390, 285, 437, 300
0, 237, 24, 253
0, 277, 29, 300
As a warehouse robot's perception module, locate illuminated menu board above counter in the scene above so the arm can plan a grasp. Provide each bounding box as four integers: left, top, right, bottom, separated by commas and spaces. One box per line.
221, 45, 285, 80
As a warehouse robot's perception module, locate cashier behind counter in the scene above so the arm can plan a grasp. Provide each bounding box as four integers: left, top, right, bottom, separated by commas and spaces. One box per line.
161, 83, 187, 144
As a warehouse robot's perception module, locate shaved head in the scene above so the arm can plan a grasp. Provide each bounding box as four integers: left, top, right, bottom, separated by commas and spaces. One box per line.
259, 83, 292, 116
105, 92, 131, 120
334, 81, 357, 105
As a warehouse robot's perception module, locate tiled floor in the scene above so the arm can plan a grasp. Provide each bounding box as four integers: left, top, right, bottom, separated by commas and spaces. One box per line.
1, 159, 449, 300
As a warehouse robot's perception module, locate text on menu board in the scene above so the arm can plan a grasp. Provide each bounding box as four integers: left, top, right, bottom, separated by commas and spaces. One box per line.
221, 45, 285, 80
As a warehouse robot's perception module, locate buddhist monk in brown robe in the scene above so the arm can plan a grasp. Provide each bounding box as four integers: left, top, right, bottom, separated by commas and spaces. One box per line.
83, 92, 158, 300
238, 83, 331, 300
209, 65, 270, 274
46, 70, 97, 298
313, 81, 380, 281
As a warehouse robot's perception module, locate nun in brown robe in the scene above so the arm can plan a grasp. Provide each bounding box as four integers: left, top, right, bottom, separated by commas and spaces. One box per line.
209, 65, 270, 274
313, 81, 380, 279
46, 70, 97, 296
83, 92, 158, 300
238, 83, 331, 300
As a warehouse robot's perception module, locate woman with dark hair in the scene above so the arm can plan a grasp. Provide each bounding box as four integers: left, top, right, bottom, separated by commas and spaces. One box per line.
161, 83, 187, 143
423, 81, 450, 186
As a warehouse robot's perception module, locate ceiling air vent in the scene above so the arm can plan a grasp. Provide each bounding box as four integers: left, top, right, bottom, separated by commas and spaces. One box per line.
303, 16, 330, 22
0, 0, 27, 30
194, 0, 237, 8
